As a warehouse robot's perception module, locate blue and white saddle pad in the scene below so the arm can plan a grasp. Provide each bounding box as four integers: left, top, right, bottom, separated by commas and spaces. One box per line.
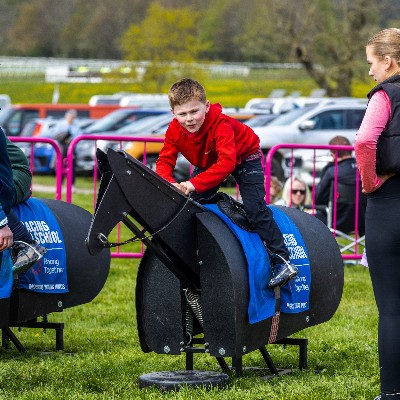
13, 198, 69, 294
204, 204, 311, 324
0, 249, 13, 299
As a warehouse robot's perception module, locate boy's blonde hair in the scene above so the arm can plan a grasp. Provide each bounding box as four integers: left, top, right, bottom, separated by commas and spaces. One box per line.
168, 78, 207, 109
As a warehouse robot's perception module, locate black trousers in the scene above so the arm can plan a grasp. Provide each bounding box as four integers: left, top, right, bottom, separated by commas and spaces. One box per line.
366, 175, 400, 393
192, 158, 289, 264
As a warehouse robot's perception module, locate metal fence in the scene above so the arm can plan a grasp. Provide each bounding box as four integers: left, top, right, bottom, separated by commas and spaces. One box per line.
12, 135, 365, 262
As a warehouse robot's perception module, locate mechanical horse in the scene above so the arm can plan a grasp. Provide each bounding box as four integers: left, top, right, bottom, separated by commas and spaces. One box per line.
86, 148, 344, 383
0, 199, 110, 351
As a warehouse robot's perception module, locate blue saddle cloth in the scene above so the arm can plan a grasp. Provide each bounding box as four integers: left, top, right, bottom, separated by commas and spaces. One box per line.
13, 198, 68, 294
0, 250, 13, 299
204, 204, 311, 324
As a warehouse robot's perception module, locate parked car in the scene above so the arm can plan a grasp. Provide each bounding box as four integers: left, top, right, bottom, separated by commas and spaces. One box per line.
119, 94, 170, 108
244, 114, 278, 128
75, 114, 173, 174
14, 117, 96, 174
0, 103, 120, 136
83, 108, 169, 135
253, 100, 367, 181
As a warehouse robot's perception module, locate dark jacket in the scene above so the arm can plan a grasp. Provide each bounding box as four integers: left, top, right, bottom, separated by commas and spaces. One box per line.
367, 75, 400, 174
315, 157, 366, 235
6, 136, 32, 203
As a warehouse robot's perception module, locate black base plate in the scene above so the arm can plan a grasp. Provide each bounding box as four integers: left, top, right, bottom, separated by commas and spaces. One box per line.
138, 370, 229, 391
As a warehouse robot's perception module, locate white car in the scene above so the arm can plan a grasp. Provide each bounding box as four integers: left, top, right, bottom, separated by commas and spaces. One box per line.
252, 100, 367, 180
283, 148, 337, 187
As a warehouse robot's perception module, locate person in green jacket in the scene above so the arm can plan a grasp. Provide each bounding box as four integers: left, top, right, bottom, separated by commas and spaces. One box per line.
5, 135, 47, 274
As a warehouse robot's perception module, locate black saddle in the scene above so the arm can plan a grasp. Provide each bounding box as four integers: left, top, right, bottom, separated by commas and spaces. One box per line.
199, 192, 255, 232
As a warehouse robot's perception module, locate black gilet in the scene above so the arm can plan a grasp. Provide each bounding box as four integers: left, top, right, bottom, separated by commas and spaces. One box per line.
367, 75, 400, 174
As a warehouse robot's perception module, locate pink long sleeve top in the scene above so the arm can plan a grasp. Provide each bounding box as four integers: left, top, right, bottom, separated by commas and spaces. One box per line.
354, 90, 392, 193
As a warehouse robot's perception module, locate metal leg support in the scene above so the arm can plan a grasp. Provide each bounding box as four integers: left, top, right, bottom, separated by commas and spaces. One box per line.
273, 337, 308, 370
2, 327, 27, 353
3, 320, 65, 352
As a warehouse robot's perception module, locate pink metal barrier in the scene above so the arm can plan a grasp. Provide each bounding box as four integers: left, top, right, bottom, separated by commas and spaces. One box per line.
66, 135, 165, 259
10, 137, 64, 200
265, 143, 364, 261
17, 135, 364, 262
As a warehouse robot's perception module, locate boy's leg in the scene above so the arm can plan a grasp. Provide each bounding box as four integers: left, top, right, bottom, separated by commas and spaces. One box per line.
234, 159, 298, 288
7, 209, 47, 274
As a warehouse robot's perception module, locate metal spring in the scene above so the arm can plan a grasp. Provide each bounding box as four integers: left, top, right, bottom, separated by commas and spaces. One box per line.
183, 289, 204, 327
184, 302, 194, 344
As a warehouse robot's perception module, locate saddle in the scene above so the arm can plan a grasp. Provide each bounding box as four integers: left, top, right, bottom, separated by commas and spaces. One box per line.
199, 192, 255, 232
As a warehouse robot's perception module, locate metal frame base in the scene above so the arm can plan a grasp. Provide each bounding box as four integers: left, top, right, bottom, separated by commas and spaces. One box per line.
2, 319, 64, 352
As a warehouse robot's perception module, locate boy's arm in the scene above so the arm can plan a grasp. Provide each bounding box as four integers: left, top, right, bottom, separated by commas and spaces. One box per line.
155, 129, 179, 184
189, 123, 236, 193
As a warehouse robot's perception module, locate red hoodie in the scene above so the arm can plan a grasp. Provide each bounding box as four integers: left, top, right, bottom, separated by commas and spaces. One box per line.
156, 103, 260, 193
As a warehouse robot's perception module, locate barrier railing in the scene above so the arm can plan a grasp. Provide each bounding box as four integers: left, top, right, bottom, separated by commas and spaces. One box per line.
10, 136, 64, 200
66, 135, 165, 259
15, 135, 365, 262
265, 143, 364, 261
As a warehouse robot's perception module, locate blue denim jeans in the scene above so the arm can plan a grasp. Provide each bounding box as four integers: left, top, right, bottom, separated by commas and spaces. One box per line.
192, 158, 289, 263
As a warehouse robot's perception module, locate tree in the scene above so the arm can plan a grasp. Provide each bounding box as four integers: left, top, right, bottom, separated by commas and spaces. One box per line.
120, 3, 209, 89
6, 0, 68, 56
287, 0, 380, 96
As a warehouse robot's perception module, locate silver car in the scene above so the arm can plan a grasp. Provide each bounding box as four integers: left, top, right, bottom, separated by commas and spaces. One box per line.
253, 99, 367, 180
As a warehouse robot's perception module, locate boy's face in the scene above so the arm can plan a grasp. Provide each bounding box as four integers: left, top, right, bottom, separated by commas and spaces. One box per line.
172, 100, 210, 133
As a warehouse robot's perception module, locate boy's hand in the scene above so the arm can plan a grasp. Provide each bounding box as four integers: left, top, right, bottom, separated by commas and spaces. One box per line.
177, 181, 196, 196
0, 225, 13, 250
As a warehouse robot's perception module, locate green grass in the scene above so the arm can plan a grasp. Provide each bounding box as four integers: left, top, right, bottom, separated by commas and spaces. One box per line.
0, 177, 380, 399
0, 261, 379, 399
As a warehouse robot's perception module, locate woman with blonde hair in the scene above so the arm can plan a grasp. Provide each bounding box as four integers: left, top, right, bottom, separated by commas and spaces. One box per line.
274, 176, 311, 210
354, 28, 400, 399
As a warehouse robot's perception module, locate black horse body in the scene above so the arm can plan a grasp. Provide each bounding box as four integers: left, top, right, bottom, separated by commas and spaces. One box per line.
86, 149, 344, 359
0, 199, 110, 328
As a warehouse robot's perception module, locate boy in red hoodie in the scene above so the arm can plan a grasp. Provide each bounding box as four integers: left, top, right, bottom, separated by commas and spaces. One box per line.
156, 78, 298, 288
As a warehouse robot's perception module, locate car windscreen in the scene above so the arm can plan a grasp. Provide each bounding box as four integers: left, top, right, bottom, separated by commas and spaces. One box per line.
0, 108, 15, 125
267, 106, 316, 127
85, 109, 136, 133
117, 114, 171, 134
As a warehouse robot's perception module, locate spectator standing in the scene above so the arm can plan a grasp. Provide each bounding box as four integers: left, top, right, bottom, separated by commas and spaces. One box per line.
354, 28, 400, 399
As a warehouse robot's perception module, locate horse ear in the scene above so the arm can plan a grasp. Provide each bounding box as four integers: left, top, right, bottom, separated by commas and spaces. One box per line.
96, 148, 111, 175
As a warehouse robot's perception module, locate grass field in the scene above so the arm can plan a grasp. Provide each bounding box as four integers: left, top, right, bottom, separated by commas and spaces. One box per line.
0, 178, 380, 399
1, 68, 375, 108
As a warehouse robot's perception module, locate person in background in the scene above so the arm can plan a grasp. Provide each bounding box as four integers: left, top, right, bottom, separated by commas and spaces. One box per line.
274, 176, 311, 211
156, 78, 298, 289
0, 131, 46, 274
313, 135, 366, 235
269, 176, 283, 204
51, 109, 82, 184
354, 28, 400, 399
